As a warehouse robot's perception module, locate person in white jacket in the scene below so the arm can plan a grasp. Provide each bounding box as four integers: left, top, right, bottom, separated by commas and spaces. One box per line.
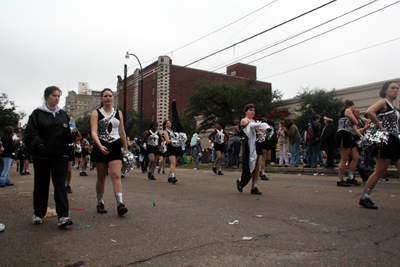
236, 104, 271, 195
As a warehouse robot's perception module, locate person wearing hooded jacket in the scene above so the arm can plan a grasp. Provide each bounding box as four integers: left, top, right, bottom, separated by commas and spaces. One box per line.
25, 86, 76, 228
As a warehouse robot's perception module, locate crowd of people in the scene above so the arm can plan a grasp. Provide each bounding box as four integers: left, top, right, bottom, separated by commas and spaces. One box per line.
0, 81, 398, 230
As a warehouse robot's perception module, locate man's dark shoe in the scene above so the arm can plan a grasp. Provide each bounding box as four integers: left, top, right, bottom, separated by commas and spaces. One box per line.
359, 197, 378, 209
149, 175, 156, 180
346, 178, 360, 186
303, 165, 311, 168
337, 180, 351, 187
236, 179, 243, 193
251, 187, 262, 195
158, 168, 161, 174
212, 167, 217, 174
171, 177, 178, 184
97, 203, 107, 213
65, 186, 72, 193
260, 174, 269, 180
218, 171, 223, 175
117, 204, 128, 216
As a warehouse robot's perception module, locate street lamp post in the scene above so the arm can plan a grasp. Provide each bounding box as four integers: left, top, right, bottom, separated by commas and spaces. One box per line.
125, 51, 144, 135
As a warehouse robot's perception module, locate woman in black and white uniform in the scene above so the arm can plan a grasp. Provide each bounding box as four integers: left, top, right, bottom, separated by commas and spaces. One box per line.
90, 88, 128, 216
236, 104, 271, 195
80, 133, 91, 176
163, 120, 181, 184
208, 122, 229, 175
336, 100, 363, 187
74, 140, 82, 169
158, 136, 167, 174
360, 81, 400, 209
143, 122, 160, 180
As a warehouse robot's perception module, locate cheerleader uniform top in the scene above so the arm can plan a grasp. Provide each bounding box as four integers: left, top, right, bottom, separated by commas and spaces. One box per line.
75, 144, 82, 153
146, 130, 159, 147
97, 108, 120, 143
376, 99, 400, 139
337, 111, 355, 134
214, 129, 226, 144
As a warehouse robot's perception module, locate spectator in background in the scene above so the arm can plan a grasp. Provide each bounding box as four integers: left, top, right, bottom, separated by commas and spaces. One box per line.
302, 114, 321, 168
0, 126, 15, 187
316, 115, 326, 167
277, 121, 289, 167
281, 118, 302, 167
227, 133, 234, 167
320, 115, 336, 169
191, 133, 202, 170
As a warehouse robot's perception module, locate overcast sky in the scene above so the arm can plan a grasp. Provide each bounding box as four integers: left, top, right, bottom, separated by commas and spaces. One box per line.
1, 0, 399, 125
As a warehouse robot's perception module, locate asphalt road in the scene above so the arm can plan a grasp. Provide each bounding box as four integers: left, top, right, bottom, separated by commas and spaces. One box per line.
0, 165, 399, 267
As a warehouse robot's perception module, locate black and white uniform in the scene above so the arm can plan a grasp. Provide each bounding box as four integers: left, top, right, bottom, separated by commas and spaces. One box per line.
256, 129, 267, 156
238, 119, 271, 189
74, 143, 82, 158
213, 129, 227, 153
337, 111, 357, 148
165, 129, 182, 157
372, 99, 400, 159
68, 143, 75, 161
146, 130, 159, 155
82, 138, 91, 157
159, 141, 168, 157
91, 108, 122, 163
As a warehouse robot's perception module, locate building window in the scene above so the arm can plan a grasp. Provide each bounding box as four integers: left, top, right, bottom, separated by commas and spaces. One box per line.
152, 115, 154, 121
152, 87, 154, 95
152, 101, 154, 108
231, 71, 236, 76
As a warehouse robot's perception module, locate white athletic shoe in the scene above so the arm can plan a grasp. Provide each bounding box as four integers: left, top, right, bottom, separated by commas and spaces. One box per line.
0, 223, 5, 232
32, 215, 43, 225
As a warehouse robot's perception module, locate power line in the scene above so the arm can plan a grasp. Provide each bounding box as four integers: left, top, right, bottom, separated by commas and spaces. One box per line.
244, 0, 400, 66
210, 0, 379, 73
260, 37, 400, 79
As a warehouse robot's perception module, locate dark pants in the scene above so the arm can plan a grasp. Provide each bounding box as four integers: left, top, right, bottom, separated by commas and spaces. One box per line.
33, 157, 69, 219
240, 140, 257, 188
325, 150, 335, 167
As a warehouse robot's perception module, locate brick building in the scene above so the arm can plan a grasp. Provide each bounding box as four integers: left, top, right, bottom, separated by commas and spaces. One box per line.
117, 56, 271, 128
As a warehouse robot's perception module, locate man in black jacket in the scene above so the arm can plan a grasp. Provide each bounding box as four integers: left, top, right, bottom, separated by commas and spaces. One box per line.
320, 115, 336, 169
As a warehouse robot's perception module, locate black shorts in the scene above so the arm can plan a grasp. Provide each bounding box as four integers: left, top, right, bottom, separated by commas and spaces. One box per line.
337, 130, 356, 148
69, 146, 74, 161
82, 149, 90, 157
372, 134, 400, 159
91, 139, 122, 163
74, 152, 82, 158
214, 142, 226, 153
166, 144, 182, 157
146, 144, 159, 155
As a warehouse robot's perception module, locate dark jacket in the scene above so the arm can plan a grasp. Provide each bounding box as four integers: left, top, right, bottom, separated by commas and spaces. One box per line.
320, 122, 336, 151
1, 135, 15, 158
302, 119, 321, 146
25, 106, 76, 159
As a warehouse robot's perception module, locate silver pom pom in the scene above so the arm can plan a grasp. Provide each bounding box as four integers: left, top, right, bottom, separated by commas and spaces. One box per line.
171, 132, 187, 147
357, 123, 390, 149
121, 151, 135, 175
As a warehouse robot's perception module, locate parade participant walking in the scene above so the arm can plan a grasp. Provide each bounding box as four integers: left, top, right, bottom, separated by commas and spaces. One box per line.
336, 100, 363, 187
143, 122, 161, 180
90, 88, 128, 216
0, 126, 15, 187
258, 118, 275, 180
74, 140, 82, 169
360, 81, 400, 209
80, 133, 91, 176
236, 104, 271, 195
281, 118, 302, 167
231, 126, 242, 168
163, 120, 181, 183
208, 122, 229, 175
65, 113, 81, 193
25, 86, 76, 228
158, 136, 167, 174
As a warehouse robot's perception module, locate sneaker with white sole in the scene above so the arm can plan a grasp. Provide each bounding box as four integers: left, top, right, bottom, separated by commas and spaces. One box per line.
57, 217, 73, 228
0, 223, 5, 232
32, 215, 43, 225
